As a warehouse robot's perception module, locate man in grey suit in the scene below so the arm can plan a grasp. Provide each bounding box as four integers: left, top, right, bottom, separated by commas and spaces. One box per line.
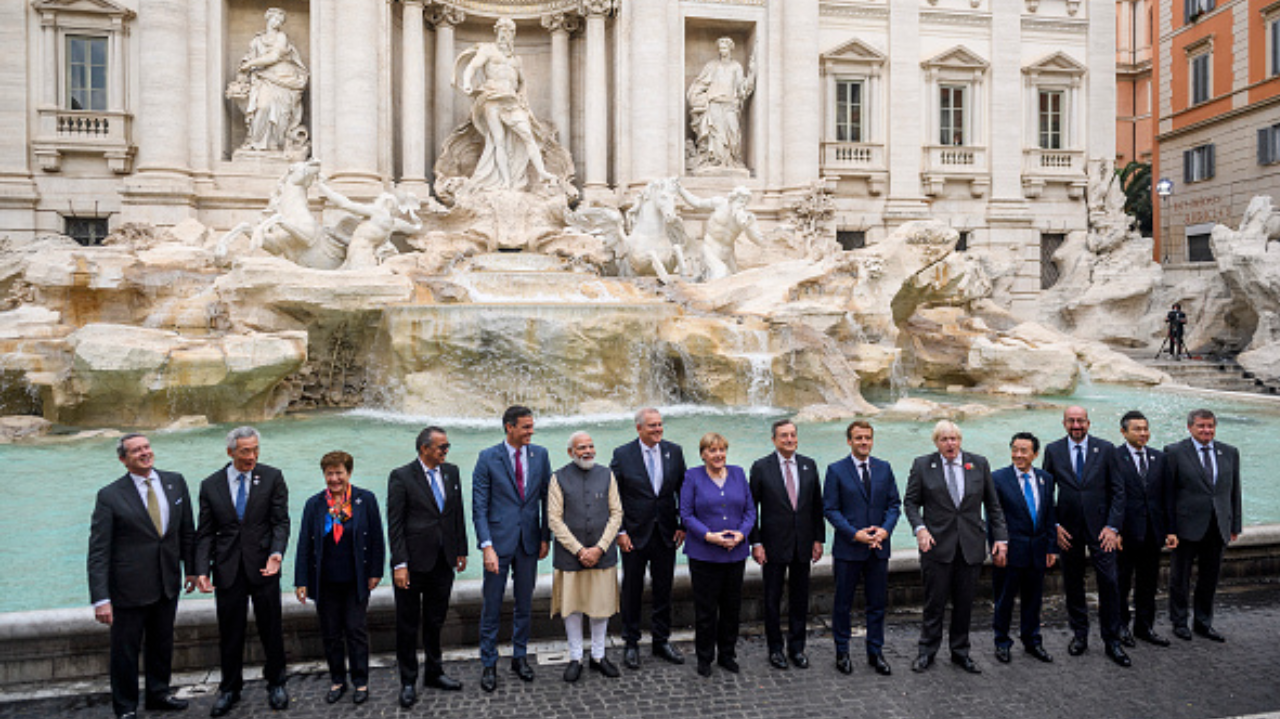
1164, 408, 1243, 642
904, 420, 1007, 675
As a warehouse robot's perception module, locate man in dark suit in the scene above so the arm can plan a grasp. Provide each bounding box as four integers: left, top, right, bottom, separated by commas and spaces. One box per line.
609, 407, 688, 670
1163, 408, 1242, 642
88, 434, 196, 719
473, 405, 551, 692
1043, 405, 1130, 667
904, 420, 1007, 675
749, 419, 824, 671
989, 432, 1056, 665
823, 420, 900, 676
195, 427, 291, 716
1111, 410, 1171, 647
387, 426, 468, 707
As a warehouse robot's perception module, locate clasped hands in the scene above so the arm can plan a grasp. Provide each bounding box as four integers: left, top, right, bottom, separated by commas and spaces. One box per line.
1056, 526, 1123, 552
576, 546, 605, 568
855, 526, 889, 550
705, 529, 744, 550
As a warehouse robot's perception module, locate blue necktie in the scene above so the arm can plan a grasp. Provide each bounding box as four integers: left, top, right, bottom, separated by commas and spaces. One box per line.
429, 468, 445, 511
234, 473, 247, 521
1022, 472, 1037, 529
646, 449, 660, 494
1073, 444, 1084, 483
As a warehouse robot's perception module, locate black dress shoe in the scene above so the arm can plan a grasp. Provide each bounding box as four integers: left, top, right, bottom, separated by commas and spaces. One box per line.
590, 657, 620, 678
1025, 644, 1054, 663
696, 661, 712, 677
789, 651, 809, 669
1135, 629, 1171, 647
1105, 642, 1132, 668
563, 660, 582, 683
266, 685, 288, 711
868, 654, 892, 676
1068, 636, 1088, 656
623, 645, 640, 670
480, 666, 498, 693
951, 654, 981, 674
324, 685, 346, 705
994, 646, 1012, 664
425, 672, 463, 691
209, 691, 240, 718
717, 656, 740, 673
511, 656, 535, 682
352, 688, 368, 705
1173, 625, 1193, 640
835, 653, 853, 675
145, 695, 189, 711
654, 642, 685, 665
399, 685, 417, 708
1118, 627, 1137, 648
1194, 624, 1226, 642
769, 651, 789, 670
911, 654, 933, 673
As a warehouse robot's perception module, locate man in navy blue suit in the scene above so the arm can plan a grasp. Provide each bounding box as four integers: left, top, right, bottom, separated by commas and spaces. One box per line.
990, 432, 1057, 664
1111, 410, 1171, 648
1043, 405, 1130, 667
473, 405, 551, 692
824, 420, 900, 677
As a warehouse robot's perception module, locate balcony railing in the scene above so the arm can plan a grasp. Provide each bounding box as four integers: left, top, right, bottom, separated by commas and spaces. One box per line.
922, 145, 989, 197
34, 108, 134, 173
820, 141, 887, 193
1021, 148, 1086, 198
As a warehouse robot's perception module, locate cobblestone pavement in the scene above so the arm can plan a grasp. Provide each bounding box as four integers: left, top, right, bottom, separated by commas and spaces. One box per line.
5, 582, 1279, 719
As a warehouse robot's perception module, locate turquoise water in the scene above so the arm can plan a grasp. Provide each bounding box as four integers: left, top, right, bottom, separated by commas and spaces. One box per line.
5, 385, 1277, 613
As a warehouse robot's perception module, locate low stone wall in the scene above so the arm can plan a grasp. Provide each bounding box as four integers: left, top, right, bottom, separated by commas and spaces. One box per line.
3, 524, 1277, 689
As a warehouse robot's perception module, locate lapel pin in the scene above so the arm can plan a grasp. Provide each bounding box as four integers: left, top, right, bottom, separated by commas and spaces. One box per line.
253, 479, 260, 486
930, 463, 937, 469
355, 498, 362, 505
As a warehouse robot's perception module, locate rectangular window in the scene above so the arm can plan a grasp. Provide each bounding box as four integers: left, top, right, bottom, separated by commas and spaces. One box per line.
1187, 232, 1214, 262
835, 80, 863, 143
64, 216, 109, 246
1184, 0, 1215, 22
837, 230, 866, 251
1041, 233, 1066, 289
1271, 18, 1279, 77
955, 231, 970, 252
940, 85, 966, 146
1038, 90, 1064, 150
1184, 143, 1216, 182
1190, 51, 1210, 105
66, 36, 107, 111
1260, 124, 1280, 165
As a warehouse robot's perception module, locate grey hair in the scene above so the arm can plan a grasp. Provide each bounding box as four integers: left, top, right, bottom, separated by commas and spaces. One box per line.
931, 420, 962, 443
567, 431, 593, 450
634, 407, 661, 427
117, 433, 147, 459
226, 426, 261, 450
1187, 408, 1216, 426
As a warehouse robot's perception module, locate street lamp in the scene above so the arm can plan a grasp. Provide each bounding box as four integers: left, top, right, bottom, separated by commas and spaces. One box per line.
1156, 177, 1173, 264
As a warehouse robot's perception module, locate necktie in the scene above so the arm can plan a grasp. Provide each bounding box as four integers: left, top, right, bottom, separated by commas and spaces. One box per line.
235, 473, 247, 521
784, 459, 797, 509
1074, 444, 1085, 483
946, 462, 962, 507
1201, 446, 1214, 484
859, 462, 872, 496
514, 448, 526, 500
429, 468, 445, 511
1022, 473, 1037, 529
145, 478, 163, 535
647, 448, 661, 495
1138, 450, 1148, 479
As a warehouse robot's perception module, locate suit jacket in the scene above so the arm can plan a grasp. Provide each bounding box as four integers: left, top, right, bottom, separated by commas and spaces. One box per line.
680, 465, 756, 563
1043, 435, 1122, 541
1109, 444, 1168, 541
294, 486, 385, 603
609, 438, 688, 551
88, 470, 196, 609
990, 465, 1057, 569
823, 455, 900, 562
903, 451, 1008, 566
748, 452, 825, 563
1162, 437, 1243, 543
472, 442, 551, 558
387, 460, 468, 574
195, 463, 291, 587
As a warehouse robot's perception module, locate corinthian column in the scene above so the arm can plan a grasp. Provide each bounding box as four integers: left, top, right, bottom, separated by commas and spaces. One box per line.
134, 0, 190, 177
330, 0, 381, 184
581, 0, 615, 199
431, 6, 465, 160
541, 13, 577, 151
401, 0, 428, 185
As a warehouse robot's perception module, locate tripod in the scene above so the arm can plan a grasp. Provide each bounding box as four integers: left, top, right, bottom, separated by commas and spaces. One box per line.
1155, 327, 1188, 360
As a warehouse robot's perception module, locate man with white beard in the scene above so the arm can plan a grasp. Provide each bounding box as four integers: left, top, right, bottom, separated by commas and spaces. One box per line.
547, 432, 624, 682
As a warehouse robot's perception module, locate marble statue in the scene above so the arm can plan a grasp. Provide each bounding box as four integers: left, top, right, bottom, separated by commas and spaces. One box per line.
316, 181, 424, 271
687, 37, 756, 173
226, 8, 310, 159
568, 177, 690, 283
215, 158, 348, 269
675, 182, 764, 281
452, 18, 559, 191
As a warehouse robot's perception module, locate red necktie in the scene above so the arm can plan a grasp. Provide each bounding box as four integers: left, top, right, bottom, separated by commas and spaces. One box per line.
515, 448, 526, 500
784, 459, 797, 509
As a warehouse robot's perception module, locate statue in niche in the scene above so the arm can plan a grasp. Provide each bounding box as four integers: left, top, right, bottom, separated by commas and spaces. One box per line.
226, 7, 310, 159
316, 181, 426, 270
687, 37, 757, 174
447, 18, 563, 193
675, 182, 765, 281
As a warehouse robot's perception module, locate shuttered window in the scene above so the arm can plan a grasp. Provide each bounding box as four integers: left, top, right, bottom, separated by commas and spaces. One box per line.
1190, 52, 1211, 105
1183, 143, 1215, 182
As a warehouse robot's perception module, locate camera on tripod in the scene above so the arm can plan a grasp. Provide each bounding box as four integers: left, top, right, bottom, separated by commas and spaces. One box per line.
1157, 303, 1189, 360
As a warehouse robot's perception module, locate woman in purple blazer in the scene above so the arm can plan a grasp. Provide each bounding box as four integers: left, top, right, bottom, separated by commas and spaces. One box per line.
680, 432, 756, 677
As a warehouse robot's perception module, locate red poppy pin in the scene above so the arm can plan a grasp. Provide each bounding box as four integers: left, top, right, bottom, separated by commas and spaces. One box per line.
964, 463, 973, 470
